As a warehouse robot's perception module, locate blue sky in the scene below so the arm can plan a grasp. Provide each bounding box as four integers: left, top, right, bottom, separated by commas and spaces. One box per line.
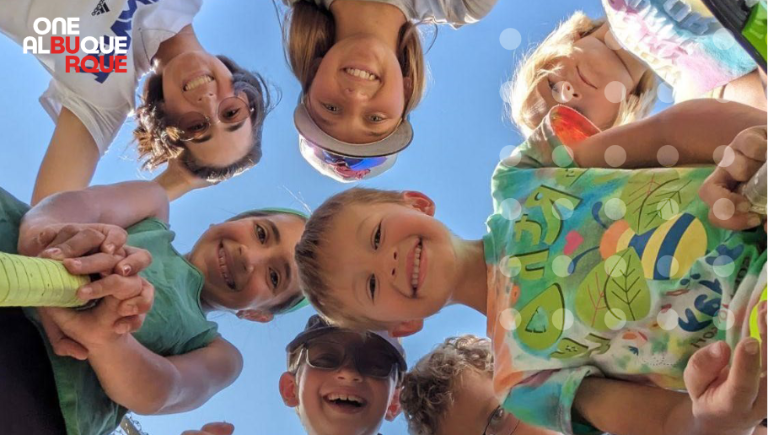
0, 1, 665, 434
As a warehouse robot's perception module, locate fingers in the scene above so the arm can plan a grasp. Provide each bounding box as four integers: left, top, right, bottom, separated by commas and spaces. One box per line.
731, 127, 768, 162
114, 246, 152, 277
718, 145, 765, 183
200, 422, 235, 435
700, 168, 762, 230
725, 338, 762, 409
116, 278, 154, 318
100, 226, 127, 255
685, 341, 731, 399
62, 253, 121, 276
42, 226, 106, 260
113, 314, 145, 335
38, 308, 88, 360
77, 274, 146, 301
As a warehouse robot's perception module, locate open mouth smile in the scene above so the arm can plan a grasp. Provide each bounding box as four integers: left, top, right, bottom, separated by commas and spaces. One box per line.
324, 393, 367, 413
406, 238, 426, 297
183, 74, 214, 92
343, 67, 379, 82
217, 242, 236, 290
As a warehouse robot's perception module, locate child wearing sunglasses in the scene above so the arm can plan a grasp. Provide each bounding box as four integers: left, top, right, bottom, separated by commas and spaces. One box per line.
1, 0, 273, 205
0, 181, 308, 435
278, 314, 406, 435
281, 0, 500, 182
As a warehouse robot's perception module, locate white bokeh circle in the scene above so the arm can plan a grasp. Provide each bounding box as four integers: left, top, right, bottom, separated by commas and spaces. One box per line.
499, 255, 522, 278
552, 145, 574, 167
604, 198, 627, 220
500, 198, 522, 221
604, 81, 627, 104
713, 307, 735, 331
605, 145, 627, 167
657, 255, 680, 278
712, 255, 735, 278
552, 255, 573, 277
606, 309, 627, 330
712, 28, 736, 51
657, 83, 674, 104
553, 198, 575, 221
712, 198, 736, 221
657, 308, 679, 331
657, 145, 679, 167
715, 145, 735, 167
552, 308, 575, 331
657, 198, 679, 220
605, 255, 628, 278
501, 145, 522, 166
500, 28, 522, 50
500, 308, 521, 331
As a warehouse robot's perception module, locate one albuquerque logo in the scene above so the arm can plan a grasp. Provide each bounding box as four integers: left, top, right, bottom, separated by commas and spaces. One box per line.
22, 18, 128, 74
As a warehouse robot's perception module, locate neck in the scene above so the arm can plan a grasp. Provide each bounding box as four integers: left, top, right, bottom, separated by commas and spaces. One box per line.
152, 24, 203, 72
594, 24, 650, 87
185, 251, 216, 314
329, 0, 406, 51
447, 238, 488, 315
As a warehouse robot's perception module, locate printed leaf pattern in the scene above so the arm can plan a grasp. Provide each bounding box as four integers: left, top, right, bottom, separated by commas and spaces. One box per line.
621, 170, 697, 234
517, 284, 565, 351
550, 338, 589, 359
575, 249, 651, 331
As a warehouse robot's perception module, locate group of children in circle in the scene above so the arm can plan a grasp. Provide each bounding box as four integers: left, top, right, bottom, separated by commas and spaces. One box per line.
1, 0, 767, 435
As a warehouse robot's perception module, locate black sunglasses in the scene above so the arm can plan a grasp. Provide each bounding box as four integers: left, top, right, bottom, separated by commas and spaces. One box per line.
299, 339, 400, 379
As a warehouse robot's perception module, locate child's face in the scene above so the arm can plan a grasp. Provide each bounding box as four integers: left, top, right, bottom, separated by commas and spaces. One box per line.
322, 192, 458, 333
188, 213, 306, 320
439, 369, 557, 435
307, 35, 406, 144
534, 24, 640, 129
161, 52, 255, 170
279, 332, 401, 435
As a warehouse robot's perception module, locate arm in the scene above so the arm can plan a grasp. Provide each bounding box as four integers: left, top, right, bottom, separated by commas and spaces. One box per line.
573, 100, 767, 168
86, 335, 243, 415
32, 107, 100, 206
720, 71, 767, 112
153, 159, 217, 202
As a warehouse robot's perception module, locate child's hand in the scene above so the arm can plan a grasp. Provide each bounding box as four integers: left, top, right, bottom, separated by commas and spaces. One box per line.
19, 223, 127, 259
699, 126, 767, 230
39, 273, 155, 360
684, 338, 766, 435
155, 159, 220, 201
181, 422, 235, 435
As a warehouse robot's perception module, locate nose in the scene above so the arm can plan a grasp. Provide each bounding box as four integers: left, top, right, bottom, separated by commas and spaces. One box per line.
343, 86, 371, 102
335, 362, 363, 383
554, 81, 579, 103
196, 92, 218, 118
238, 244, 262, 276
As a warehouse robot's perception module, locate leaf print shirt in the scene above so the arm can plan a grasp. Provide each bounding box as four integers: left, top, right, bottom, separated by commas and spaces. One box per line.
484, 105, 766, 434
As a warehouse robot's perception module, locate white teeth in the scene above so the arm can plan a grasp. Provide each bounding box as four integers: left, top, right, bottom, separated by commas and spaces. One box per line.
184, 75, 214, 92
411, 242, 423, 289
344, 68, 378, 81
218, 246, 234, 288
327, 393, 364, 404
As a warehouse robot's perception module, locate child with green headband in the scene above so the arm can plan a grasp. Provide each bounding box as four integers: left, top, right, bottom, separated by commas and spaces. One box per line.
0, 181, 308, 435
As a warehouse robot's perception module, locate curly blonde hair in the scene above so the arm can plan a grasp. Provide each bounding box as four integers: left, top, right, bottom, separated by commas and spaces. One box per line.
507, 11, 657, 137
400, 335, 494, 435
295, 187, 406, 331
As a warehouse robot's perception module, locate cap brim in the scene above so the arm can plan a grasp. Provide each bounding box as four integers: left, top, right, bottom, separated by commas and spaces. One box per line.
294, 101, 413, 158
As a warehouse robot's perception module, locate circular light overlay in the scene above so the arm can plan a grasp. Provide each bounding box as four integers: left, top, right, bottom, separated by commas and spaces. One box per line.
552, 308, 575, 331
657, 83, 674, 104
499, 255, 522, 278
500, 28, 522, 50
605, 145, 626, 167
604, 81, 627, 104
552, 145, 574, 167
714, 145, 735, 167
552, 255, 573, 277
712, 255, 735, 277
500, 145, 521, 165
713, 307, 735, 331
657, 145, 679, 167
605, 255, 628, 278
553, 198, 575, 221
604, 198, 627, 220
712, 28, 736, 51
656, 198, 679, 220
657, 308, 679, 331
606, 309, 627, 330
500, 308, 521, 331
713, 198, 736, 221
500, 198, 522, 221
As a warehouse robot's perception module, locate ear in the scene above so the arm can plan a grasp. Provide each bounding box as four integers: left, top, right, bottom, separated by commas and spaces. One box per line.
385, 386, 403, 421
237, 309, 274, 323
388, 319, 423, 338
401, 192, 435, 217
279, 372, 300, 407
402, 77, 414, 101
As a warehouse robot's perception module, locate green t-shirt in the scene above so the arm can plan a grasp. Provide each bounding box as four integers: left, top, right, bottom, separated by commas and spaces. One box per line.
0, 189, 219, 435
484, 106, 767, 434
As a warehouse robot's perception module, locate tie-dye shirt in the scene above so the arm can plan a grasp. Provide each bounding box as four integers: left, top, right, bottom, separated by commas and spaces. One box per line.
484, 106, 766, 434
603, 0, 756, 102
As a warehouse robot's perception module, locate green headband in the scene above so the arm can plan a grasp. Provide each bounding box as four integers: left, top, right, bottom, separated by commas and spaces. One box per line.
228, 207, 311, 315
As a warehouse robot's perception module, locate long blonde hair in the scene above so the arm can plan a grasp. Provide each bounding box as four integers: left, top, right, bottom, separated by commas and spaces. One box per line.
507, 11, 658, 136
283, 1, 427, 115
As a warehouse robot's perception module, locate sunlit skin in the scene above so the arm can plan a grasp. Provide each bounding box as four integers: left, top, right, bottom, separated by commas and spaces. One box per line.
161, 50, 254, 168
278, 332, 401, 435
532, 24, 649, 129
321, 192, 488, 336
306, 1, 411, 144
440, 369, 559, 435
186, 214, 306, 322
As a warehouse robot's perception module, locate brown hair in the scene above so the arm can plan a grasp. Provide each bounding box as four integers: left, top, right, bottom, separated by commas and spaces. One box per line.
507, 11, 658, 136
400, 335, 494, 435
283, 1, 427, 116
295, 187, 404, 330
133, 55, 275, 182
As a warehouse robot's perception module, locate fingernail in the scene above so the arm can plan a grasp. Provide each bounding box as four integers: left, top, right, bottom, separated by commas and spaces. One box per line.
70, 260, 81, 269
737, 202, 751, 213
45, 248, 61, 257
105, 243, 115, 254
710, 342, 722, 357
80, 286, 92, 296
745, 338, 759, 355
121, 265, 131, 276
749, 216, 762, 227
126, 305, 137, 315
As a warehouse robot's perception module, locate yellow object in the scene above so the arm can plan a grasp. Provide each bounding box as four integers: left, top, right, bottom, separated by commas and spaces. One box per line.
749, 285, 767, 342
0, 252, 89, 307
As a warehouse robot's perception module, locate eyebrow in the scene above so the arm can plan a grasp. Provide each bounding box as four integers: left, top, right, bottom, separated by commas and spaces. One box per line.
280, 260, 292, 296
267, 220, 281, 244
186, 120, 247, 144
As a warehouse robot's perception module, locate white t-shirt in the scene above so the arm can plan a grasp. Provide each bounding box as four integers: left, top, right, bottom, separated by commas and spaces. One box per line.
0, 0, 202, 155
284, 0, 498, 28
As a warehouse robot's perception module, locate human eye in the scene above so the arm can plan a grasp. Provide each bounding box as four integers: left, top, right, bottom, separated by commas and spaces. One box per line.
223, 107, 241, 120
368, 274, 377, 302
372, 223, 382, 250
322, 103, 339, 113
255, 223, 267, 244
369, 114, 385, 123
269, 268, 280, 289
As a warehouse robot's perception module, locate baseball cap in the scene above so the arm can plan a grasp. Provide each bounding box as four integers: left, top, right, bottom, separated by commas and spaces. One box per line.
294, 99, 413, 183
286, 315, 407, 373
